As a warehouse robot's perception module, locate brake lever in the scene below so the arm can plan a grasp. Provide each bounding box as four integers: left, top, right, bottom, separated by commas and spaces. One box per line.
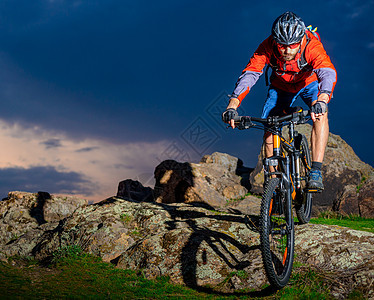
226, 116, 254, 130
237, 116, 254, 130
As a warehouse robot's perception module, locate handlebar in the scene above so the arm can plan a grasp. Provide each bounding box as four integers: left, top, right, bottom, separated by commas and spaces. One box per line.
232, 108, 311, 130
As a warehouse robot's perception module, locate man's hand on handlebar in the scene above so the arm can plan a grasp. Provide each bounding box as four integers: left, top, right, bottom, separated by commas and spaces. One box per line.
223, 98, 240, 128
311, 94, 328, 122
222, 108, 238, 128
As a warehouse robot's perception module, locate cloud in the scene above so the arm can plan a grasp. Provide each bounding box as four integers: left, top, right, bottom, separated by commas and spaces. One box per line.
344, 1, 374, 19
75, 146, 100, 153
40, 138, 62, 149
0, 119, 172, 202
0, 166, 91, 198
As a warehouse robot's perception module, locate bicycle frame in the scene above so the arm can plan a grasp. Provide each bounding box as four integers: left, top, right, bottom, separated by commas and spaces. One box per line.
233, 108, 311, 214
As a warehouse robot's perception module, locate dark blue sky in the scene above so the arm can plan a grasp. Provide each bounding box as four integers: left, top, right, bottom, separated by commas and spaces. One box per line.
0, 0, 373, 200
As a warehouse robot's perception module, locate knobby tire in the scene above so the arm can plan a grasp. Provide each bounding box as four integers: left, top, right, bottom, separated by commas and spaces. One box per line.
295, 134, 313, 224
260, 178, 294, 289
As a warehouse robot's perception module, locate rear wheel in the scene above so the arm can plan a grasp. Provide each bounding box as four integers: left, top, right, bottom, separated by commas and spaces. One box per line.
295, 134, 313, 224
260, 178, 294, 289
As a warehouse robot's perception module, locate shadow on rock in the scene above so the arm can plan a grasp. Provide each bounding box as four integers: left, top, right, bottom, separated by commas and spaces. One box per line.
29, 191, 50, 225
154, 202, 270, 295
154, 160, 194, 203
180, 221, 255, 287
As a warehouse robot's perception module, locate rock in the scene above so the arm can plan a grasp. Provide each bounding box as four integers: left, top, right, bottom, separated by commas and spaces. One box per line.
249, 152, 264, 195
295, 224, 374, 298
327, 177, 374, 218
2, 222, 61, 260
249, 124, 374, 216
44, 194, 88, 222
117, 179, 154, 202
153, 160, 195, 204
200, 152, 242, 172
0, 192, 46, 246
154, 152, 248, 208
334, 185, 359, 216
0, 194, 373, 297
358, 176, 374, 218
225, 195, 261, 216
0, 191, 87, 249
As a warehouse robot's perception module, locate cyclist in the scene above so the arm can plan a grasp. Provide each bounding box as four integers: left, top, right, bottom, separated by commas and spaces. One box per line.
222, 11, 337, 191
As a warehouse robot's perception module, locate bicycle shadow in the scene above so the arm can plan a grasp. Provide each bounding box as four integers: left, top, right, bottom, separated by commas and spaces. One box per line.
160, 202, 276, 297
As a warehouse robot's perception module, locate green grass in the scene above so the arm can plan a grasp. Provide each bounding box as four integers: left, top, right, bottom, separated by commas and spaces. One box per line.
0, 251, 209, 299
277, 267, 332, 299
309, 213, 374, 233
0, 244, 368, 299
120, 213, 132, 224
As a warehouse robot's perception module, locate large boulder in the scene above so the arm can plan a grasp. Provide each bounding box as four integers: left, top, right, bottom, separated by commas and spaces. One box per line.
0, 191, 87, 258
250, 124, 374, 217
117, 179, 154, 202
295, 224, 374, 299
153, 152, 249, 208
43, 194, 88, 222
0, 191, 87, 247
357, 176, 374, 218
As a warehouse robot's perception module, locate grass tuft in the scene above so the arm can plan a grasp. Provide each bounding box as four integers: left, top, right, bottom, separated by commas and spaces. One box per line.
310, 213, 374, 233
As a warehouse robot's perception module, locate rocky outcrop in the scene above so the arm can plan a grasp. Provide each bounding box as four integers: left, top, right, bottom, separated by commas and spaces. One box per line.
0, 191, 87, 248
250, 124, 374, 217
117, 179, 154, 202
0, 194, 372, 298
295, 224, 374, 298
153, 152, 249, 208
357, 177, 374, 217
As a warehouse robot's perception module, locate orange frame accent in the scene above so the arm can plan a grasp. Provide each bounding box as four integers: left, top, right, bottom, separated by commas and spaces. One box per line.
269, 198, 273, 216
283, 247, 288, 265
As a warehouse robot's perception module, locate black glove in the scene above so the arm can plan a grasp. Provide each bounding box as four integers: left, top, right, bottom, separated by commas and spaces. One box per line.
222, 108, 238, 123
311, 101, 328, 114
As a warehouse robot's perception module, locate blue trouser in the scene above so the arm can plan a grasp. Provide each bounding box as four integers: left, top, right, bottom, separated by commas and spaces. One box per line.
261, 81, 319, 118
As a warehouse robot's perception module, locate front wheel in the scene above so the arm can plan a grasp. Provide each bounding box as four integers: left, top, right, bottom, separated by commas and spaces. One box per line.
295, 134, 313, 224
260, 178, 295, 289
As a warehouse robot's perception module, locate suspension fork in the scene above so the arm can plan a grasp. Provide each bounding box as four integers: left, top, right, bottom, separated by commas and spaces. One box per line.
281, 156, 294, 232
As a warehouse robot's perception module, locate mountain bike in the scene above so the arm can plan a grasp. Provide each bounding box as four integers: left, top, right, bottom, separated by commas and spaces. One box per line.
233, 107, 314, 289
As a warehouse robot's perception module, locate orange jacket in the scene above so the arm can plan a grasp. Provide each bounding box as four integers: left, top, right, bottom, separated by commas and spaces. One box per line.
232, 30, 337, 104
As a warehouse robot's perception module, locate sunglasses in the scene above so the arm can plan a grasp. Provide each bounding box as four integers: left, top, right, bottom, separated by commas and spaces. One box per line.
277, 42, 300, 50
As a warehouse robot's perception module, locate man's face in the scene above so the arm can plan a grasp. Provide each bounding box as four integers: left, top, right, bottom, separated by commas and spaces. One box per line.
277, 43, 301, 61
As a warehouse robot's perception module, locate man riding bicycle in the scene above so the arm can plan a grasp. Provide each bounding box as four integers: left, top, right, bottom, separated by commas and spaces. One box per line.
222, 11, 337, 191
